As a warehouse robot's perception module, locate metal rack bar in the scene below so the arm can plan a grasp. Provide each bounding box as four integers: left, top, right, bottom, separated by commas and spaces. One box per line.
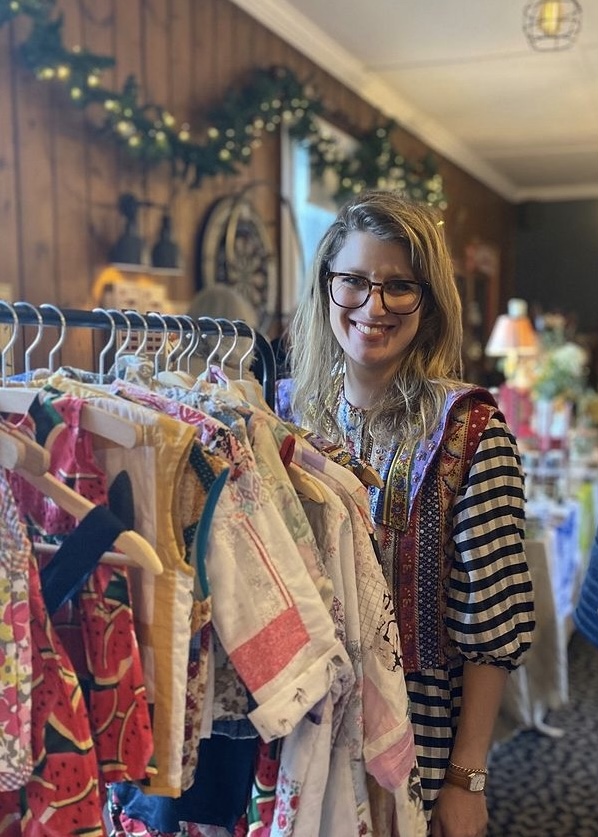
0, 305, 277, 408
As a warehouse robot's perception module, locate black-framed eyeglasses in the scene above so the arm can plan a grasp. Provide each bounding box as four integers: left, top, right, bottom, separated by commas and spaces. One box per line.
327, 272, 429, 315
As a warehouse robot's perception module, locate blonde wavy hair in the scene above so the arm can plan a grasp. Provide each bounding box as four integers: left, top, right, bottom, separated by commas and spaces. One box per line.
289, 190, 464, 445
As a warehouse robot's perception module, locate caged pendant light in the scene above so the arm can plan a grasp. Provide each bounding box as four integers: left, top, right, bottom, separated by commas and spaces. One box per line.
523, 0, 583, 51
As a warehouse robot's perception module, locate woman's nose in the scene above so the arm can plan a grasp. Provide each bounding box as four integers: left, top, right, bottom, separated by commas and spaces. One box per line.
365, 284, 386, 314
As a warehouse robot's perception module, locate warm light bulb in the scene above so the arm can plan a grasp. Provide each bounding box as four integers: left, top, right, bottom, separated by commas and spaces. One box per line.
538, 1, 562, 35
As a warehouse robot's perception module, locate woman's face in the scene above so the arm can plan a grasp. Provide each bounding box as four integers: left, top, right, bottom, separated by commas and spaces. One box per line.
328, 230, 422, 383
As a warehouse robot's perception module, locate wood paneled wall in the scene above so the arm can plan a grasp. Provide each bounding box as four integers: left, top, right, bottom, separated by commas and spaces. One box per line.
0, 0, 516, 369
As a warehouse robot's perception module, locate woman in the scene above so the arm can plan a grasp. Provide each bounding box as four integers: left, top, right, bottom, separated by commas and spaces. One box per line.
283, 191, 535, 837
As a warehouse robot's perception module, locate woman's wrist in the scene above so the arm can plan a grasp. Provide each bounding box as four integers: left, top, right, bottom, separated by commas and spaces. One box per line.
445, 761, 489, 793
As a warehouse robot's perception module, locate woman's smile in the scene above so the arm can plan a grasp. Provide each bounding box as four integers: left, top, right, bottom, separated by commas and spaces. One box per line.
329, 231, 421, 396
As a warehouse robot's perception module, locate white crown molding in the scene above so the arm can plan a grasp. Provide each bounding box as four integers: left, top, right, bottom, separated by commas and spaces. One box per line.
515, 182, 598, 202
229, 0, 519, 202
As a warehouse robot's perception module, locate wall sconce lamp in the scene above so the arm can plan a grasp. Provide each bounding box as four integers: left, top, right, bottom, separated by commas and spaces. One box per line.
486, 298, 538, 388
109, 193, 182, 271
523, 0, 582, 51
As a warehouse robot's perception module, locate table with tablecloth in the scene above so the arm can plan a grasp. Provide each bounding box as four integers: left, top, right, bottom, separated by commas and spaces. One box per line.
493, 482, 596, 743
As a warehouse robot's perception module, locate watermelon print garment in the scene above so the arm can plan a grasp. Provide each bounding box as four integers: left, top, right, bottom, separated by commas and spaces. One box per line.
232, 739, 282, 836
0, 539, 105, 837
44, 511, 156, 791
6, 390, 155, 791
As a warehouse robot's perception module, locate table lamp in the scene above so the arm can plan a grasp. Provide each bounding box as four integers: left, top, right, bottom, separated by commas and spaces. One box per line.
486, 298, 538, 388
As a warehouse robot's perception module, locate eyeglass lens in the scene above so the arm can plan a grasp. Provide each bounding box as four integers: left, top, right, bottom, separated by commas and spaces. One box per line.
329, 273, 424, 314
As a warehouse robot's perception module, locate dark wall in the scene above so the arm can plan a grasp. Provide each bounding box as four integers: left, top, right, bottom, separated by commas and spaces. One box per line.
515, 199, 598, 333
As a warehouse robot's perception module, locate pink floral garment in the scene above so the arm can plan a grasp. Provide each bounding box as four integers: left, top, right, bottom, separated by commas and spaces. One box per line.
0, 469, 33, 793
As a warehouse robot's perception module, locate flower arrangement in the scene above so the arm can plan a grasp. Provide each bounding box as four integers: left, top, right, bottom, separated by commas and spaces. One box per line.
531, 314, 588, 402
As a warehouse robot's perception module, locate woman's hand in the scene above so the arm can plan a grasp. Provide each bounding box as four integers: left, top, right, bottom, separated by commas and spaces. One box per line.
430, 783, 488, 837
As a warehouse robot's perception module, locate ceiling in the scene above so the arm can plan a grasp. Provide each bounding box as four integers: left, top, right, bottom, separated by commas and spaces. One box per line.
232, 0, 598, 203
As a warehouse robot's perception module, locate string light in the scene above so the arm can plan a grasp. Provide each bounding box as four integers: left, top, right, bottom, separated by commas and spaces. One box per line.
0, 0, 447, 208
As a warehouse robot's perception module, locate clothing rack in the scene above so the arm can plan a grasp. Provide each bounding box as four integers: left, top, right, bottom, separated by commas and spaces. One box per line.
0, 304, 277, 408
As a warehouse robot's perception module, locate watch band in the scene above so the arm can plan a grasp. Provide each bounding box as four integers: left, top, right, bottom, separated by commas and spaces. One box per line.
448, 760, 488, 775
445, 761, 488, 792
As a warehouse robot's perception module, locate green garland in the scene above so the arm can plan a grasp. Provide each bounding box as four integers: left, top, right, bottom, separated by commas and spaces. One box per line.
0, 0, 446, 207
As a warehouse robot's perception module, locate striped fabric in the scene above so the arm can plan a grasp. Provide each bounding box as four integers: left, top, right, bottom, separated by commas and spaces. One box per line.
401, 418, 535, 811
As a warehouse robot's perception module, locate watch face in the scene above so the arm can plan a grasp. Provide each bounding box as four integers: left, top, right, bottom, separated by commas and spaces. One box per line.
469, 772, 487, 792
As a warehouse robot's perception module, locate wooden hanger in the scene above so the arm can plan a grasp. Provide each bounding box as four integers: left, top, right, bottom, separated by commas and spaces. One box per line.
221, 374, 326, 504
0, 424, 162, 575
0, 422, 50, 475
356, 463, 384, 490
287, 461, 326, 504
32, 540, 136, 565
16, 469, 163, 575
294, 429, 385, 490
0, 387, 141, 448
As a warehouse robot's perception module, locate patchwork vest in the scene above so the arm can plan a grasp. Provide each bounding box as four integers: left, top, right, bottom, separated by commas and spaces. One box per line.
370, 387, 500, 672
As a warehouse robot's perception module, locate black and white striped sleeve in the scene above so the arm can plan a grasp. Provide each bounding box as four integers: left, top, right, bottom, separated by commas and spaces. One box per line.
447, 415, 535, 670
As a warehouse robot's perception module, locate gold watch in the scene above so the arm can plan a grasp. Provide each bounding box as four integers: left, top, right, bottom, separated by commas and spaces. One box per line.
445, 761, 488, 792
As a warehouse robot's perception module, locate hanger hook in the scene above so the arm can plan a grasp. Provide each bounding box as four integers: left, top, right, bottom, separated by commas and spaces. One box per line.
14, 302, 44, 376
216, 318, 238, 370
164, 314, 185, 372
146, 311, 170, 377
107, 309, 132, 369
0, 300, 19, 385
176, 314, 201, 372
197, 316, 223, 372
124, 309, 149, 357
92, 307, 117, 383
169, 315, 190, 372
233, 319, 256, 378
39, 303, 66, 373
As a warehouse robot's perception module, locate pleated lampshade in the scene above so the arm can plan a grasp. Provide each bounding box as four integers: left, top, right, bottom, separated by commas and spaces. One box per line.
486, 299, 538, 358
